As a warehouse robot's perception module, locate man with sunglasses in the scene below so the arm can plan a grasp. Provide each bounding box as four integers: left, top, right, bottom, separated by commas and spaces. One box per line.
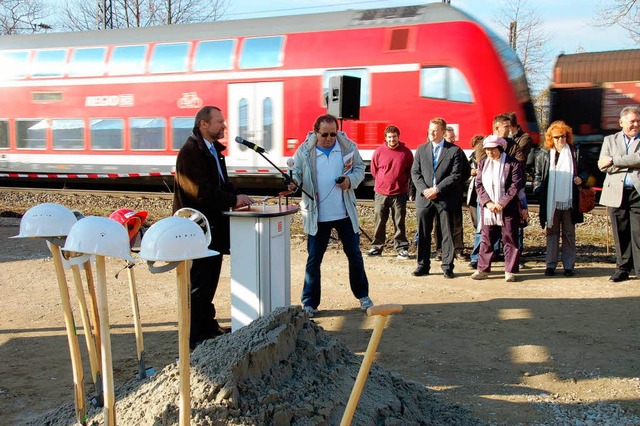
288, 113, 373, 317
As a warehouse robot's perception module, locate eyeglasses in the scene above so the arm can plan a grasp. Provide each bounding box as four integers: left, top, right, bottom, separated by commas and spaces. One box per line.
319, 132, 337, 138
552, 134, 567, 140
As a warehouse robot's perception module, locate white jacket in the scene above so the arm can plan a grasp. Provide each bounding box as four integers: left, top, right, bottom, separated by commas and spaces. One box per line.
291, 131, 365, 236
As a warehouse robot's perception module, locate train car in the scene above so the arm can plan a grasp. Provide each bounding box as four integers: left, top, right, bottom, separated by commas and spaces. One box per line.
0, 3, 538, 188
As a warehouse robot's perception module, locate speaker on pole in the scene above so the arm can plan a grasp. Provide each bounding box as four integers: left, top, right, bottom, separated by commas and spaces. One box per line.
327, 75, 361, 120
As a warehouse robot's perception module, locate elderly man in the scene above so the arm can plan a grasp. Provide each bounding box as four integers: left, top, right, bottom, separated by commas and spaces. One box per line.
598, 106, 640, 282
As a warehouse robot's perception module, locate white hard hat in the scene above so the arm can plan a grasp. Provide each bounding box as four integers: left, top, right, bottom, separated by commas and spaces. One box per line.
173, 207, 211, 246
138, 216, 219, 262
62, 216, 135, 262
12, 203, 77, 239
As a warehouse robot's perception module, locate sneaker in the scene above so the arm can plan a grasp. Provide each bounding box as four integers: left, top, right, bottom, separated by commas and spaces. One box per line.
397, 249, 410, 260
303, 305, 318, 318
367, 248, 382, 256
505, 272, 516, 282
359, 296, 374, 311
470, 271, 488, 280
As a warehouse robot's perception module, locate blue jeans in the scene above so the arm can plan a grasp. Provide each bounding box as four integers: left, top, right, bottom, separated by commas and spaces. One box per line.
302, 218, 369, 309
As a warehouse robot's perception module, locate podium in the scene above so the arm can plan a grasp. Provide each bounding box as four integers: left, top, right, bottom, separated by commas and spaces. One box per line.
224, 204, 298, 331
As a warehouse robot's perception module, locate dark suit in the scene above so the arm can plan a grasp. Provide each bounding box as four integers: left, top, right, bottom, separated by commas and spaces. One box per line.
411, 140, 463, 272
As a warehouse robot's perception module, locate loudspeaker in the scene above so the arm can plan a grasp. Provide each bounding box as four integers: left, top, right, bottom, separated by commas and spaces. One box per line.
327, 75, 361, 120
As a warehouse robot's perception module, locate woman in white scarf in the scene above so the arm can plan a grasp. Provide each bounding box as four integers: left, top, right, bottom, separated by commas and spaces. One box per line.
533, 121, 585, 277
472, 135, 525, 282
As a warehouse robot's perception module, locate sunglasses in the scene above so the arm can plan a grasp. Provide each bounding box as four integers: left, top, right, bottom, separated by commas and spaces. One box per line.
319, 132, 337, 138
552, 134, 567, 140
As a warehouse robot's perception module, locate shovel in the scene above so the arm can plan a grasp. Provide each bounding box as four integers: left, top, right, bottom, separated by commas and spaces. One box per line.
340, 304, 404, 426
126, 264, 154, 379
70, 263, 104, 407
176, 260, 192, 426
49, 243, 88, 426
95, 255, 116, 426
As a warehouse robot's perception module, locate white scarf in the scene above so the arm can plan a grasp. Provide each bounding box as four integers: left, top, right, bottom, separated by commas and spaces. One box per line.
546, 146, 574, 228
481, 153, 506, 226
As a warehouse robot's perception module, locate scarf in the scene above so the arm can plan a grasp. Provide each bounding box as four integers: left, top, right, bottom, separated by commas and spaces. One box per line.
546, 146, 574, 228
481, 152, 506, 226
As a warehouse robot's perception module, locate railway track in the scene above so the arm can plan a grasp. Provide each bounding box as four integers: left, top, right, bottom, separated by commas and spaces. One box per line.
1, 186, 609, 216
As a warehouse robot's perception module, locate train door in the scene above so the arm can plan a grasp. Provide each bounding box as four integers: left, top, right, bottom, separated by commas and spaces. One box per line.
227, 82, 284, 170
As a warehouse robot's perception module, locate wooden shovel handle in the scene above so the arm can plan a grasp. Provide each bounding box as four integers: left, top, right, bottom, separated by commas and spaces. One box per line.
366, 304, 404, 317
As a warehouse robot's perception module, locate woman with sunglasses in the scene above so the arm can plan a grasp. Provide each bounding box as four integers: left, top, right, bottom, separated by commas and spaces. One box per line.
533, 120, 588, 277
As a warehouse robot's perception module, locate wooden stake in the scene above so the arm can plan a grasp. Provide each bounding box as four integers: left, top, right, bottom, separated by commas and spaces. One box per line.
176, 260, 192, 426
95, 255, 116, 426
341, 304, 403, 426
126, 266, 147, 379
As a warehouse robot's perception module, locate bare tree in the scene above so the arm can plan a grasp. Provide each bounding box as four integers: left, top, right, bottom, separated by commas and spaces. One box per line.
595, 0, 640, 43
493, 0, 552, 90
0, 0, 50, 34
56, 0, 229, 31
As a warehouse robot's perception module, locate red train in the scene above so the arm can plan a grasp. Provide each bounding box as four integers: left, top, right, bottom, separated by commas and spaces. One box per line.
0, 3, 538, 187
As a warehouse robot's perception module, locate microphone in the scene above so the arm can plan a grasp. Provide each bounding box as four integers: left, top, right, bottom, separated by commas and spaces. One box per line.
235, 136, 266, 153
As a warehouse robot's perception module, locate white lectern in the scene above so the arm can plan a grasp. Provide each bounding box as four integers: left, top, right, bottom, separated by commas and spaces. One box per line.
224, 204, 298, 331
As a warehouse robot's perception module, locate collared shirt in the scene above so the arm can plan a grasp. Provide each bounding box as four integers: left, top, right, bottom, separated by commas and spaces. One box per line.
432, 139, 444, 185
204, 139, 225, 182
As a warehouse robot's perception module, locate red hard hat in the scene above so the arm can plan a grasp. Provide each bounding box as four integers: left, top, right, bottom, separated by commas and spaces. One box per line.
108, 208, 148, 247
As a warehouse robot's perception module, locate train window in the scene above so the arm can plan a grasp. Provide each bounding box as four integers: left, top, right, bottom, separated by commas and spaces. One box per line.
239, 36, 284, 69
322, 69, 370, 106
420, 67, 473, 103
193, 40, 235, 71
0, 51, 29, 79
238, 98, 249, 150
130, 118, 165, 150
0, 120, 8, 148
263, 98, 273, 151
389, 28, 410, 51
52, 119, 85, 150
69, 47, 106, 77
171, 117, 192, 150
16, 119, 46, 149
32, 50, 67, 78
150, 43, 190, 74
108, 45, 147, 76
90, 119, 124, 150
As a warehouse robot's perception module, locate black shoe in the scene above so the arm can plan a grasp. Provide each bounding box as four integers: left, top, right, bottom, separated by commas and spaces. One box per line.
564, 269, 575, 277
455, 252, 468, 261
609, 271, 630, 282
189, 324, 231, 350
443, 270, 455, 279
468, 261, 478, 269
412, 266, 429, 276
434, 253, 442, 261
544, 268, 555, 276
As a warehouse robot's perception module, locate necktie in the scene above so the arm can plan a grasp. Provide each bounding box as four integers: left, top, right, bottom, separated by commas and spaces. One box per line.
432, 144, 440, 185
209, 145, 225, 182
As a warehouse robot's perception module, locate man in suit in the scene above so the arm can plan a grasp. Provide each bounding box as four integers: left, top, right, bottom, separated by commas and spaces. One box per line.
411, 117, 464, 278
173, 105, 254, 349
598, 106, 640, 282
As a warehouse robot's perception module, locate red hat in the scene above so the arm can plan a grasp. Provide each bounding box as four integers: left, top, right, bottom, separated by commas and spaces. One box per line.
108, 209, 148, 248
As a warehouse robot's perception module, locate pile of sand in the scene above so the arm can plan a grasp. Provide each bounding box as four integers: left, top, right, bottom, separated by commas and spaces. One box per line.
29, 307, 484, 425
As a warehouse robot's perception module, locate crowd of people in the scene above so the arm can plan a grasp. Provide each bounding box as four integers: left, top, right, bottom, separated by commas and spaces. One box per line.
174, 105, 639, 345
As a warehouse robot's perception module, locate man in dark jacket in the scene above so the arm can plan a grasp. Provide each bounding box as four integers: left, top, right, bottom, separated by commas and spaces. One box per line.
173, 105, 254, 349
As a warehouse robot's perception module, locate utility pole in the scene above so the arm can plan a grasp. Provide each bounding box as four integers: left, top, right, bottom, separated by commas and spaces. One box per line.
442, 0, 451, 4
509, 21, 517, 50
101, 0, 113, 29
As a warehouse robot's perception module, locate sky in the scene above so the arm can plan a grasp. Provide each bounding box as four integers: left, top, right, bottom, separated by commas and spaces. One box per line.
222, 0, 632, 91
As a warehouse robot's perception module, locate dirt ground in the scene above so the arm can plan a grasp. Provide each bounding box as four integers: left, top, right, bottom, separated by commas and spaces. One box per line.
1, 213, 639, 425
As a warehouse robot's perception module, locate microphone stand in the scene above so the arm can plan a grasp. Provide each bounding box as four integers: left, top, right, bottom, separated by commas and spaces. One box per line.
254, 150, 313, 199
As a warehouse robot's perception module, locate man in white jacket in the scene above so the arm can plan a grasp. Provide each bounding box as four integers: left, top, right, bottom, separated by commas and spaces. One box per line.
288, 114, 373, 317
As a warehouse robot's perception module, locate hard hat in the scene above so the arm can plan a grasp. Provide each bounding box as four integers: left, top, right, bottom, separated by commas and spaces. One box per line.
138, 216, 218, 263
62, 216, 135, 262
173, 207, 211, 246
108, 208, 148, 247
12, 203, 77, 239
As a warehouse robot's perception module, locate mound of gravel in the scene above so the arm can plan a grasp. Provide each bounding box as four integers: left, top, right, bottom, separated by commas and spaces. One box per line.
29, 306, 484, 426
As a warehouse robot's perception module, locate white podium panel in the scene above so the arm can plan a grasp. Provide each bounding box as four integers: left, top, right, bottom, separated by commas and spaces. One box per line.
225, 205, 298, 331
